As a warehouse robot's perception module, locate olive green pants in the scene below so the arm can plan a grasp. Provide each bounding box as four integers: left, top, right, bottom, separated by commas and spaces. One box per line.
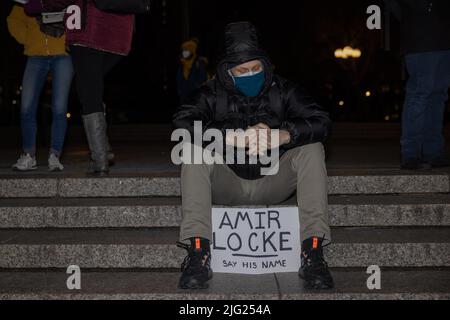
180, 142, 331, 244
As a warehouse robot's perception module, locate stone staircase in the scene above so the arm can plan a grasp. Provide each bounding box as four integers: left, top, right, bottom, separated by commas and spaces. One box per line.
0, 169, 449, 300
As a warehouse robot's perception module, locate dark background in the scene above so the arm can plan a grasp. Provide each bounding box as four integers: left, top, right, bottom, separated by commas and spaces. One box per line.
0, 0, 448, 126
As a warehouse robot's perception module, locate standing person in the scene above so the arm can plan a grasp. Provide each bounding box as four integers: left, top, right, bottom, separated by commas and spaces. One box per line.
176, 39, 208, 103
386, 0, 450, 170
42, 0, 135, 175
7, 4, 73, 172
173, 22, 333, 290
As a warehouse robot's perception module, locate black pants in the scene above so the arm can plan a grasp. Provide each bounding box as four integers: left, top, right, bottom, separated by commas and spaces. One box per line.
70, 45, 122, 115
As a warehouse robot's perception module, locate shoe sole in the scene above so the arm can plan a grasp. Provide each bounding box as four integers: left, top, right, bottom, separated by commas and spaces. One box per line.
178, 271, 213, 290
304, 280, 335, 290
178, 278, 210, 290
299, 271, 334, 290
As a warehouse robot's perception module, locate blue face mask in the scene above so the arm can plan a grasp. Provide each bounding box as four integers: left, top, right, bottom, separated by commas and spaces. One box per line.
231, 70, 265, 97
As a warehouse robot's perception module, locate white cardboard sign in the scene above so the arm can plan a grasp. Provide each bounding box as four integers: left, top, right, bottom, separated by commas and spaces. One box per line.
211, 207, 301, 274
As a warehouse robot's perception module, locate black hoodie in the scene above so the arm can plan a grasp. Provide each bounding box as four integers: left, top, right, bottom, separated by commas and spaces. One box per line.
173, 22, 331, 180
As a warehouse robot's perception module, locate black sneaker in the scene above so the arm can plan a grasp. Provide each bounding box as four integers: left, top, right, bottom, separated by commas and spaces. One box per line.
428, 155, 450, 168
177, 238, 213, 289
401, 158, 431, 171
298, 236, 334, 290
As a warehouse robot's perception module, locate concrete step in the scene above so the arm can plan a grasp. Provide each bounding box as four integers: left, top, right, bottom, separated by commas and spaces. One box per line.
1, 195, 450, 228
0, 171, 449, 198
0, 268, 448, 300
0, 228, 449, 268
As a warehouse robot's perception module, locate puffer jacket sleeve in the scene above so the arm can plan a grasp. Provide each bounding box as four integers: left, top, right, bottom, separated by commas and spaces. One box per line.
7, 6, 27, 46
173, 84, 219, 135
279, 81, 331, 148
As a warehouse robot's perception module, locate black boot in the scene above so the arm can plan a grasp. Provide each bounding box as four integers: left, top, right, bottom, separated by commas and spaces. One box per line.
299, 236, 334, 290
82, 112, 110, 176
177, 238, 213, 289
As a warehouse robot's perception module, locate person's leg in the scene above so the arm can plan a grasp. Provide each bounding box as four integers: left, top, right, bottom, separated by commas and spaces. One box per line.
180, 163, 215, 242
236, 143, 330, 244
101, 51, 122, 164
49, 55, 74, 157
248, 143, 332, 289
70, 46, 105, 115
423, 50, 450, 162
401, 52, 436, 164
179, 143, 332, 289
20, 57, 50, 156
70, 46, 110, 174
246, 143, 333, 289
180, 154, 297, 242
102, 51, 123, 76
181, 143, 330, 243
180, 162, 248, 242
179, 161, 250, 289
286, 143, 330, 243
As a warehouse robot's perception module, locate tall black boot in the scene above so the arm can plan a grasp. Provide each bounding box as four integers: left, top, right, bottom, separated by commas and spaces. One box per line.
82, 112, 110, 176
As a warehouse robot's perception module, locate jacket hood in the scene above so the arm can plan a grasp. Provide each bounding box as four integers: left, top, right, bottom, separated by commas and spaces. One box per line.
216, 22, 273, 96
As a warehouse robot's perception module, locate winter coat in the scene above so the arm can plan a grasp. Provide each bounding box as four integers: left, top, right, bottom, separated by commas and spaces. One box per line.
385, 0, 450, 54
173, 22, 331, 180
42, 0, 135, 55
176, 58, 208, 102
7, 5, 67, 56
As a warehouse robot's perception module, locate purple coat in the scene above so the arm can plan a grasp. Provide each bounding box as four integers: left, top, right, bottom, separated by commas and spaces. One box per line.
41, 0, 134, 55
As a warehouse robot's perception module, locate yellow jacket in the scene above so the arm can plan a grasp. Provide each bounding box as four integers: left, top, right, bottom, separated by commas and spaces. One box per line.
7, 5, 67, 56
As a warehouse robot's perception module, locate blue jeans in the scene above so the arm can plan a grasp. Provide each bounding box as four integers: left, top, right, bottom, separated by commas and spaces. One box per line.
401, 50, 450, 161
21, 55, 74, 156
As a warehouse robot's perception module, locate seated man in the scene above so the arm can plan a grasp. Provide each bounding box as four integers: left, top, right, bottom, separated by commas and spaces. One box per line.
173, 22, 333, 290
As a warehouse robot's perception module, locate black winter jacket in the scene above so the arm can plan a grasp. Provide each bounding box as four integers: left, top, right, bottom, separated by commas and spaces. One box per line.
173, 22, 331, 180
385, 0, 450, 54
